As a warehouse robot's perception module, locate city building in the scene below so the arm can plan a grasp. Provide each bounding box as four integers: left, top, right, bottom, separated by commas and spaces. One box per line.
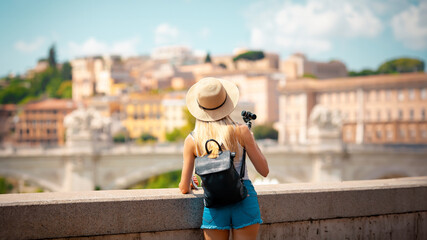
162, 92, 187, 133
0, 104, 17, 145
71, 56, 135, 101
281, 53, 348, 80
277, 73, 427, 145
211, 51, 280, 72
14, 99, 77, 146
122, 93, 165, 141
202, 71, 283, 124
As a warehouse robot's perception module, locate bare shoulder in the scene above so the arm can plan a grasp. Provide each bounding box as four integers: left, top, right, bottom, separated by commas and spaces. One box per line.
235, 124, 251, 147
184, 134, 197, 156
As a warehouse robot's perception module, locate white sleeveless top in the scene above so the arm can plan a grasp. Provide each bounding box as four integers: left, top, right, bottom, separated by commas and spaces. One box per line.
190, 133, 249, 180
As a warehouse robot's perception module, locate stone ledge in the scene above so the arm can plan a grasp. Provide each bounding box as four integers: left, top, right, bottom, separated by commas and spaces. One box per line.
1, 177, 426, 240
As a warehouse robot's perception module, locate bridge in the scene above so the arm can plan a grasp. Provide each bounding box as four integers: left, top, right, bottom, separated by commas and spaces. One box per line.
1, 142, 426, 192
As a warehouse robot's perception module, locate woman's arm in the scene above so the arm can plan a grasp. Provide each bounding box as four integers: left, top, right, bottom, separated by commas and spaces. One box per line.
237, 124, 269, 177
179, 135, 196, 194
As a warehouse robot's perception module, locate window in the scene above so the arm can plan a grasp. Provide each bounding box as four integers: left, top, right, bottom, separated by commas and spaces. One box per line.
376, 130, 382, 139
399, 129, 406, 139
387, 110, 392, 121
410, 109, 414, 120
422, 130, 427, 139
422, 109, 426, 120
398, 90, 404, 101
409, 129, 416, 139
386, 90, 391, 100
386, 130, 393, 140
398, 110, 403, 120
408, 89, 415, 100
421, 88, 427, 99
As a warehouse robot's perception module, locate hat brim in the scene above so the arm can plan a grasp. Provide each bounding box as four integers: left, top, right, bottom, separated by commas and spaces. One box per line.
186, 78, 239, 122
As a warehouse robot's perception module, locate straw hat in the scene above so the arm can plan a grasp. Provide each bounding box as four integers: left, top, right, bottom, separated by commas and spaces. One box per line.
186, 77, 239, 122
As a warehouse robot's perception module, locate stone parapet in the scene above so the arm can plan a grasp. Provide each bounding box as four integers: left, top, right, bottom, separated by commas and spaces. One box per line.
1, 177, 426, 239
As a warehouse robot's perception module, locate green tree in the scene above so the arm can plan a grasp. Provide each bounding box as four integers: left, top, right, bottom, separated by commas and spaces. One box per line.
0, 83, 30, 104
130, 170, 182, 189
252, 124, 278, 140
48, 44, 57, 69
61, 61, 72, 80
55, 81, 72, 99
113, 132, 127, 143
139, 133, 157, 142
218, 63, 227, 69
302, 73, 317, 79
233, 51, 265, 62
348, 69, 378, 77
378, 58, 424, 74
205, 52, 212, 63
0, 177, 14, 194
165, 128, 183, 142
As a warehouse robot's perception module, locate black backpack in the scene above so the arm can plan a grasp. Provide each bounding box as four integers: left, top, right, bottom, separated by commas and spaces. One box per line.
195, 139, 247, 208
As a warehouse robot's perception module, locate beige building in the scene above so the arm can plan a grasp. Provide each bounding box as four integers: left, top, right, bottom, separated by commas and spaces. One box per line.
211, 52, 280, 72
0, 104, 17, 144
71, 56, 134, 101
14, 99, 77, 146
278, 73, 427, 145
162, 92, 187, 133
281, 53, 347, 80
200, 71, 283, 124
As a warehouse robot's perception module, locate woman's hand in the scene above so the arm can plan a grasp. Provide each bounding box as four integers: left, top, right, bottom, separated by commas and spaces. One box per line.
191, 175, 199, 189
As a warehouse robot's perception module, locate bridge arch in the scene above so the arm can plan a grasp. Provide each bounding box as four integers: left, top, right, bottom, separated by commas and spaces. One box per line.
104, 162, 183, 190
0, 169, 62, 192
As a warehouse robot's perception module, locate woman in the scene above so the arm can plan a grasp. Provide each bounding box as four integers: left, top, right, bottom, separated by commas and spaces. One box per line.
179, 77, 269, 240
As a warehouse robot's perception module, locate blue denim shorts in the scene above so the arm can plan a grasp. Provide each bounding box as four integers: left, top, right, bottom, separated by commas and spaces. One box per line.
201, 180, 263, 230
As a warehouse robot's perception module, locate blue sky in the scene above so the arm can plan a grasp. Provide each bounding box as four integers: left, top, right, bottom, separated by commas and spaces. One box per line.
0, 0, 426, 76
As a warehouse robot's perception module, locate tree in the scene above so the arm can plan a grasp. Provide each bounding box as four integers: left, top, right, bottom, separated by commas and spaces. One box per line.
378, 58, 424, 74
218, 63, 227, 69
205, 52, 212, 63
348, 69, 378, 77
252, 124, 278, 140
61, 61, 72, 80
48, 44, 57, 69
233, 51, 265, 62
113, 132, 126, 143
55, 81, 72, 99
139, 133, 157, 142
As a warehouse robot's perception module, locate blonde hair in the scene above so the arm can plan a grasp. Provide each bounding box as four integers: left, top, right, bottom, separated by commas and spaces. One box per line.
193, 116, 239, 159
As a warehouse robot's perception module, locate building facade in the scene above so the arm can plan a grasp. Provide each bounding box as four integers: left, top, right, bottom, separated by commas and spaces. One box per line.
281, 53, 348, 80
0, 104, 17, 144
122, 94, 165, 141
278, 73, 427, 145
14, 99, 77, 146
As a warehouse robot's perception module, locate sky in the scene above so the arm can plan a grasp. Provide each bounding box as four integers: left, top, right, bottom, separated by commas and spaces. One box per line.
0, 0, 426, 76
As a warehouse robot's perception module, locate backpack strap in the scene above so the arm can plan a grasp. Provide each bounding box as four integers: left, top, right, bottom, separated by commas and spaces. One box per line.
240, 148, 246, 179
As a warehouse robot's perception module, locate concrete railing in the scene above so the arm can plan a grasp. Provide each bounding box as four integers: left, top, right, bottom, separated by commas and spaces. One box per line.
1, 177, 426, 240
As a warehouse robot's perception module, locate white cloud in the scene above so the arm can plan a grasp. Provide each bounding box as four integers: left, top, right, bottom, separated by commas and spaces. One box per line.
68, 37, 140, 57
14, 37, 45, 53
155, 23, 179, 45
391, 1, 427, 50
246, 0, 383, 54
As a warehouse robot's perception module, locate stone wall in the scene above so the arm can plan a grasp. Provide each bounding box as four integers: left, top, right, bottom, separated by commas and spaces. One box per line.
1, 177, 426, 240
